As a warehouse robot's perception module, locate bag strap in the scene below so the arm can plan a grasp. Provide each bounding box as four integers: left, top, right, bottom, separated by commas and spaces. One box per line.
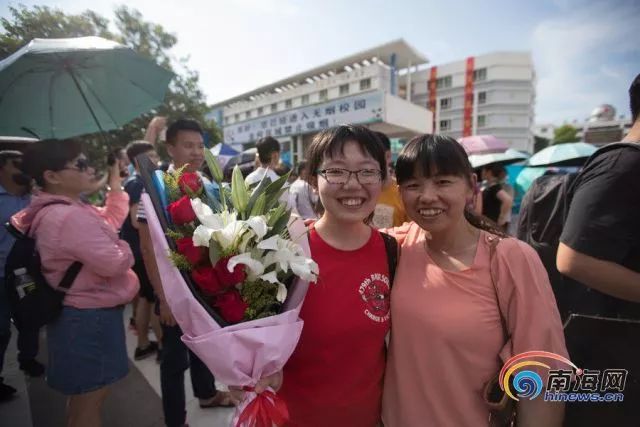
486, 234, 510, 343
58, 261, 83, 290
380, 232, 399, 287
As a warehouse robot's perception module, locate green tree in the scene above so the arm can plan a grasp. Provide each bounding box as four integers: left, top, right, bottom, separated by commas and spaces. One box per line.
552, 124, 580, 145
0, 4, 221, 166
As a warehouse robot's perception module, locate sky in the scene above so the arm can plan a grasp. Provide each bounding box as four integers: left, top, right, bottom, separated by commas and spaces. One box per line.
2, 0, 639, 125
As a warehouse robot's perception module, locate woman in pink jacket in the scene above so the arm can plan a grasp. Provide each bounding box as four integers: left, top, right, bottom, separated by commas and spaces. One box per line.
11, 139, 139, 427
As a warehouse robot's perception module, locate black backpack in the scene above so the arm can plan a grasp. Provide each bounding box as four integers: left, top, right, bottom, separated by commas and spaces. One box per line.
516, 143, 640, 319
4, 201, 82, 329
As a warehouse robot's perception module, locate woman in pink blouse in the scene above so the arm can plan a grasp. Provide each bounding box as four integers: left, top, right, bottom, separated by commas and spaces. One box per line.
382, 135, 568, 427
12, 139, 138, 427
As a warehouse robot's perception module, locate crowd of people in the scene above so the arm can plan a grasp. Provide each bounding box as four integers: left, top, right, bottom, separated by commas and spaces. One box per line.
0, 73, 638, 427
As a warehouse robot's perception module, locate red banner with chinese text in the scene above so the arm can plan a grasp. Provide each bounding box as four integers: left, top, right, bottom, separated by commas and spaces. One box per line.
463, 57, 475, 137
428, 66, 437, 132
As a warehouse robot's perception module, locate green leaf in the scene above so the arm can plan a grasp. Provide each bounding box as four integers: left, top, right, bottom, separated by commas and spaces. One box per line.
267, 203, 287, 227
204, 149, 224, 184
231, 166, 249, 216
208, 239, 223, 266
263, 173, 290, 199
270, 209, 292, 237
246, 177, 272, 214
264, 188, 288, 212
250, 193, 267, 216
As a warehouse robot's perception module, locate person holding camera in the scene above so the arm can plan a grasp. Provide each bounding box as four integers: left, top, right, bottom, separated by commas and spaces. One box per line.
10, 139, 139, 427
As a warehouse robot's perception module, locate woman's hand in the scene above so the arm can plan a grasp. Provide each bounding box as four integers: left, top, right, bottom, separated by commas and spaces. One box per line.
108, 161, 123, 192
229, 371, 284, 405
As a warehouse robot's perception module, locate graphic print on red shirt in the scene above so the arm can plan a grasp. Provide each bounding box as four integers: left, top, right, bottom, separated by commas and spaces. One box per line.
279, 227, 391, 427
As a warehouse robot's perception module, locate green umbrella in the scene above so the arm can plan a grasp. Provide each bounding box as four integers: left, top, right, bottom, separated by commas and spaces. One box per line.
0, 36, 174, 140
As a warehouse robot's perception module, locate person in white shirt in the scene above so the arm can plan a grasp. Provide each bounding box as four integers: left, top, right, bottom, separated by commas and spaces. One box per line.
289, 161, 318, 219
245, 136, 282, 187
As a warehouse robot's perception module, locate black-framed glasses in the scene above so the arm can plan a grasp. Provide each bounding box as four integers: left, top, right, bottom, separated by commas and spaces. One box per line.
59, 157, 91, 173
317, 168, 382, 185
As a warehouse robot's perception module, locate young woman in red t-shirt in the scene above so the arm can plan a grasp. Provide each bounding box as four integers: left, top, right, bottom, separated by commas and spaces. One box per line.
259, 125, 392, 426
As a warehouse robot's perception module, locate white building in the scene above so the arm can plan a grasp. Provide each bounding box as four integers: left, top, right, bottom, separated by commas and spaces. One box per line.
405, 51, 536, 152
209, 39, 432, 164
533, 105, 632, 147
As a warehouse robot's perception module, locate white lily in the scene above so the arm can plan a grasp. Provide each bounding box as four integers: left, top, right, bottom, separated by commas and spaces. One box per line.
211, 221, 246, 251
259, 235, 318, 282
245, 216, 269, 240
259, 271, 288, 303
257, 235, 280, 251
228, 252, 265, 280
193, 224, 213, 247
191, 198, 224, 229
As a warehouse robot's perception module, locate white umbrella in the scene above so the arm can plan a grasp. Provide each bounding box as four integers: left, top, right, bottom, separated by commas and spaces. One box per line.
468, 149, 529, 169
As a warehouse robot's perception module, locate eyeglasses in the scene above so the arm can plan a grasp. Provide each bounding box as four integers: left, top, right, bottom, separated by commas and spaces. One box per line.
59, 157, 91, 173
317, 168, 382, 185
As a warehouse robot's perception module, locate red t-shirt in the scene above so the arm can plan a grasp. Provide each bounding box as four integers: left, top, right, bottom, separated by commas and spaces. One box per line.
280, 227, 391, 427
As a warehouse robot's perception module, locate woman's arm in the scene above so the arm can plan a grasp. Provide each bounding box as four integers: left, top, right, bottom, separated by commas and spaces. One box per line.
517, 398, 564, 427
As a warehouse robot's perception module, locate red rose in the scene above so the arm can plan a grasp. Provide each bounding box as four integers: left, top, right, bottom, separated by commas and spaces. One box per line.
179, 172, 203, 195
215, 289, 248, 323
168, 196, 196, 225
176, 237, 205, 265
192, 266, 227, 295
214, 256, 247, 286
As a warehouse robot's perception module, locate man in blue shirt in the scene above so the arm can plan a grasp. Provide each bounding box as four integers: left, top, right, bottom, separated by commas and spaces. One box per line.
0, 150, 36, 400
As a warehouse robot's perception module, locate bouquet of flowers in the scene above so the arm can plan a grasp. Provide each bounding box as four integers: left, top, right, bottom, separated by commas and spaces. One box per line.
137, 151, 317, 426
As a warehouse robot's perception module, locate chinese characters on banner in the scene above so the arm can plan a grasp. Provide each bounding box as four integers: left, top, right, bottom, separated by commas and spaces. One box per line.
463, 56, 475, 137
223, 91, 384, 144
428, 66, 437, 133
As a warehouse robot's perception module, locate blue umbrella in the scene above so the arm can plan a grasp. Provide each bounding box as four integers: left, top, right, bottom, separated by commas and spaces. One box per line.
527, 142, 596, 167
0, 36, 174, 140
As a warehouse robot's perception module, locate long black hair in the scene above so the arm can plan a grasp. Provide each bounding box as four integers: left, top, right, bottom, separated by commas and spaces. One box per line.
396, 134, 507, 237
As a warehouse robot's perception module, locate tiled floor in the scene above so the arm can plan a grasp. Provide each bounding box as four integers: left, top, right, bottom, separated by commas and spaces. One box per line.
0, 305, 234, 427
123, 304, 235, 427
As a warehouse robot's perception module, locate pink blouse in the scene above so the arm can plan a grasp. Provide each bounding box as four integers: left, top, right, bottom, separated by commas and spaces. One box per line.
11, 191, 138, 309
382, 222, 567, 427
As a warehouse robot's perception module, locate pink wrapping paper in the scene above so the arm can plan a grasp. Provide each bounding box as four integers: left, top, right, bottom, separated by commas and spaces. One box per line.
142, 194, 310, 426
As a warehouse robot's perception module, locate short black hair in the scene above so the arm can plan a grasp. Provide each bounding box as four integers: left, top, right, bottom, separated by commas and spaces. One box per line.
0, 150, 23, 168
125, 140, 155, 164
166, 119, 203, 145
630, 73, 640, 123
374, 131, 391, 152
256, 136, 280, 164
307, 125, 387, 182
22, 139, 83, 187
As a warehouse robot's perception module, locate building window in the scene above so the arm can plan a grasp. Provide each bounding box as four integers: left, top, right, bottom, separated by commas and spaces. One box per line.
271, 103, 277, 113
234, 113, 239, 121
224, 117, 229, 125
285, 99, 292, 109
439, 98, 451, 110
473, 68, 487, 82
257, 106, 263, 116
439, 119, 451, 131
246, 110, 252, 119
319, 89, 328, 101
436, 76, 452, 89
360, 78, 371, 91
477, 115, 486, 128
301, 94, 310, 105
339, 84, 350, 96
478, 91, 487, 104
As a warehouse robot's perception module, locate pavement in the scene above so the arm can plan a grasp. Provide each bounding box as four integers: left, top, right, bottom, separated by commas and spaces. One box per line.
0, 305, 234, 427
